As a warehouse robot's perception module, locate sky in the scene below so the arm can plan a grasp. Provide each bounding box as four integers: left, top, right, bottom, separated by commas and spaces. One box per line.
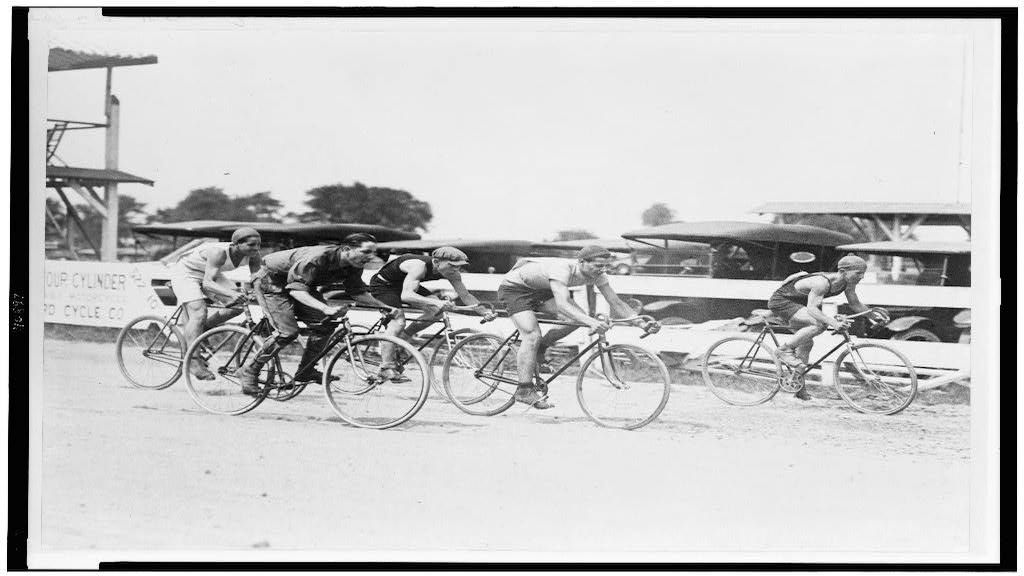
35, 12, 991, 242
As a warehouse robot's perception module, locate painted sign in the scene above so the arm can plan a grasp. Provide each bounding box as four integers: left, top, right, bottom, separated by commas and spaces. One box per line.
43, 260, 168, 327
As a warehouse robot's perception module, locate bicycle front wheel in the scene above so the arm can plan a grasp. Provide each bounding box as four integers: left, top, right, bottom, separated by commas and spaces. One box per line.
184, 325, 268, 415
833, 342, 917, 415
115, 315, 185, 390
701, 336, 781, 406
442, 333, 518, 416
576, 344, 671, 429
323, 334, 429, 429
428, 328, 480, 400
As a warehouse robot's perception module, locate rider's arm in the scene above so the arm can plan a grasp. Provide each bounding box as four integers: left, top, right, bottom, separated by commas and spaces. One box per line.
442, 270, 486, 312
201, 249, 242, 302
398, 260, 442, 308
844, 285, 870, 314
550, 280, 603, 328
289, 289, 337, 314
595, 280, 639, 323
244, 252, 262, 289
804, 279, 843, 330
351, 291, 399, 311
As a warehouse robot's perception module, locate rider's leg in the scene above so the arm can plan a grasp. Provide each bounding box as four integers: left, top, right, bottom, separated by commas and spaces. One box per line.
292, 296, 333, 380
511, 309, 543, 386
181, 299, 216, 379
777, 309, 825, 400
533, 299, 578, 368
204, 306, 241, 329
776, 308, 825, 363
497, 283, 553, 408
181, 299, 208, 348
401, 306, 444, 340
239, 289, 300, 391
380, 309, 406, 366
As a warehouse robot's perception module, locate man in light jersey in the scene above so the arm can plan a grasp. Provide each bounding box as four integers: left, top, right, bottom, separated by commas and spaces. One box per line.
170, 227, 263, 380
768, 254, 886, 400
498, 245, 660, 409
369, 246, 491, 379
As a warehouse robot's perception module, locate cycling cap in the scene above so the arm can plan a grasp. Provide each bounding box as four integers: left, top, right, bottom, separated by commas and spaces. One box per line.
343, 232, 377, 246
837, 254, 868, 271
576, 245, 613, 261
230, 227, 261, 244
431, 246, 470, 266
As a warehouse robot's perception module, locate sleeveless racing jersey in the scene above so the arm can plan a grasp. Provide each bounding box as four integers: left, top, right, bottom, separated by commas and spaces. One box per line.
370, 254, 442, 287
770, 272, 847, 307
176, 242, 248, 279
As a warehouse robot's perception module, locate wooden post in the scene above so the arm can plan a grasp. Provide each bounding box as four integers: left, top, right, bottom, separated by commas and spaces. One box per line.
102, 87, 120, 261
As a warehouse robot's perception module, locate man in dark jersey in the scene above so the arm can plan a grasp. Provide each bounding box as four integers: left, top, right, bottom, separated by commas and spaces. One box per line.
237, 233, 399, 394
768, 254, 885, 400
369, 246, 490, 379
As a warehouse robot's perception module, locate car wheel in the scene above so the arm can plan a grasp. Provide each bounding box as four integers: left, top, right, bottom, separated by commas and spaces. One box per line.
892, 327, 941, 342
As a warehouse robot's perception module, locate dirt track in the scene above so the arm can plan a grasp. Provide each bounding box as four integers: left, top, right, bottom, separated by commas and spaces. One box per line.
37, 337, 970, 560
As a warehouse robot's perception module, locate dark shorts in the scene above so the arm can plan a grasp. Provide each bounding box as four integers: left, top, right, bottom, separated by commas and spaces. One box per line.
368, 282, 432, 308
768, 295, 805, 324
497, 282, 554, 315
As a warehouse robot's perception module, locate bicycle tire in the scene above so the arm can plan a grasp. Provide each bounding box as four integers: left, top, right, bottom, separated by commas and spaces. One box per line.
701, 335, 782, 406
441, 333, 518, 416
323, 334, 430, 429
115, 314, 186, 390
183, 324, 269, 415
576, 343, 671, 430
833, 342, 917, 415
427, 328, 481, 400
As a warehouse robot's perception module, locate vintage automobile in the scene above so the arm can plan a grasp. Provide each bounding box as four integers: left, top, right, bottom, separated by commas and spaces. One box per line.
615, 221, 855, 323
374, 238, 537, 275
134, 220, 421, 306
835, 240, 971, 342
530, 238, 660, 275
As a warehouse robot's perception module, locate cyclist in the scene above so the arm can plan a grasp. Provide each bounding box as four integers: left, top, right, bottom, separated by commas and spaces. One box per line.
498, 245, 661, 409
237, 233, 399, 394
768, 254, 887, 400
170, 227, 263, 380
369, 246, 491, 380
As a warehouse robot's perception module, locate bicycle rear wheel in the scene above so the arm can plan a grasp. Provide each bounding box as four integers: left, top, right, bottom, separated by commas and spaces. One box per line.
833, 342, 917, 415
184, 325, 268, 415
115, 315, 185, 390
441, 333, 518, 416
576, 344, 671, 429
323, 334, 429, 429
701, 336, 782, 406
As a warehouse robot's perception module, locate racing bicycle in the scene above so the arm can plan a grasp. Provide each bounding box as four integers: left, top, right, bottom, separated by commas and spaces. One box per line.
182, 307, 430, 429
701, 309, 918, 414
441, 314, 671, 429
114, 296, 255, 390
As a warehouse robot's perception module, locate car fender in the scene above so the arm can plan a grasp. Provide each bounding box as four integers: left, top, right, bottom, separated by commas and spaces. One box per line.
884, 315, 930, 333
641, 299, 686, 314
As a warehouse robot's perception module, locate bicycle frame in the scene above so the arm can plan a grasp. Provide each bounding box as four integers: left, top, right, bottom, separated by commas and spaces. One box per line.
472, 327, 610, 388
140, 305, 188, 366
747, 322, 856, 375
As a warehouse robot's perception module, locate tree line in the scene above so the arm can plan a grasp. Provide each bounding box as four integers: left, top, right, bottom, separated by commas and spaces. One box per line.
44, 182, 435, 249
